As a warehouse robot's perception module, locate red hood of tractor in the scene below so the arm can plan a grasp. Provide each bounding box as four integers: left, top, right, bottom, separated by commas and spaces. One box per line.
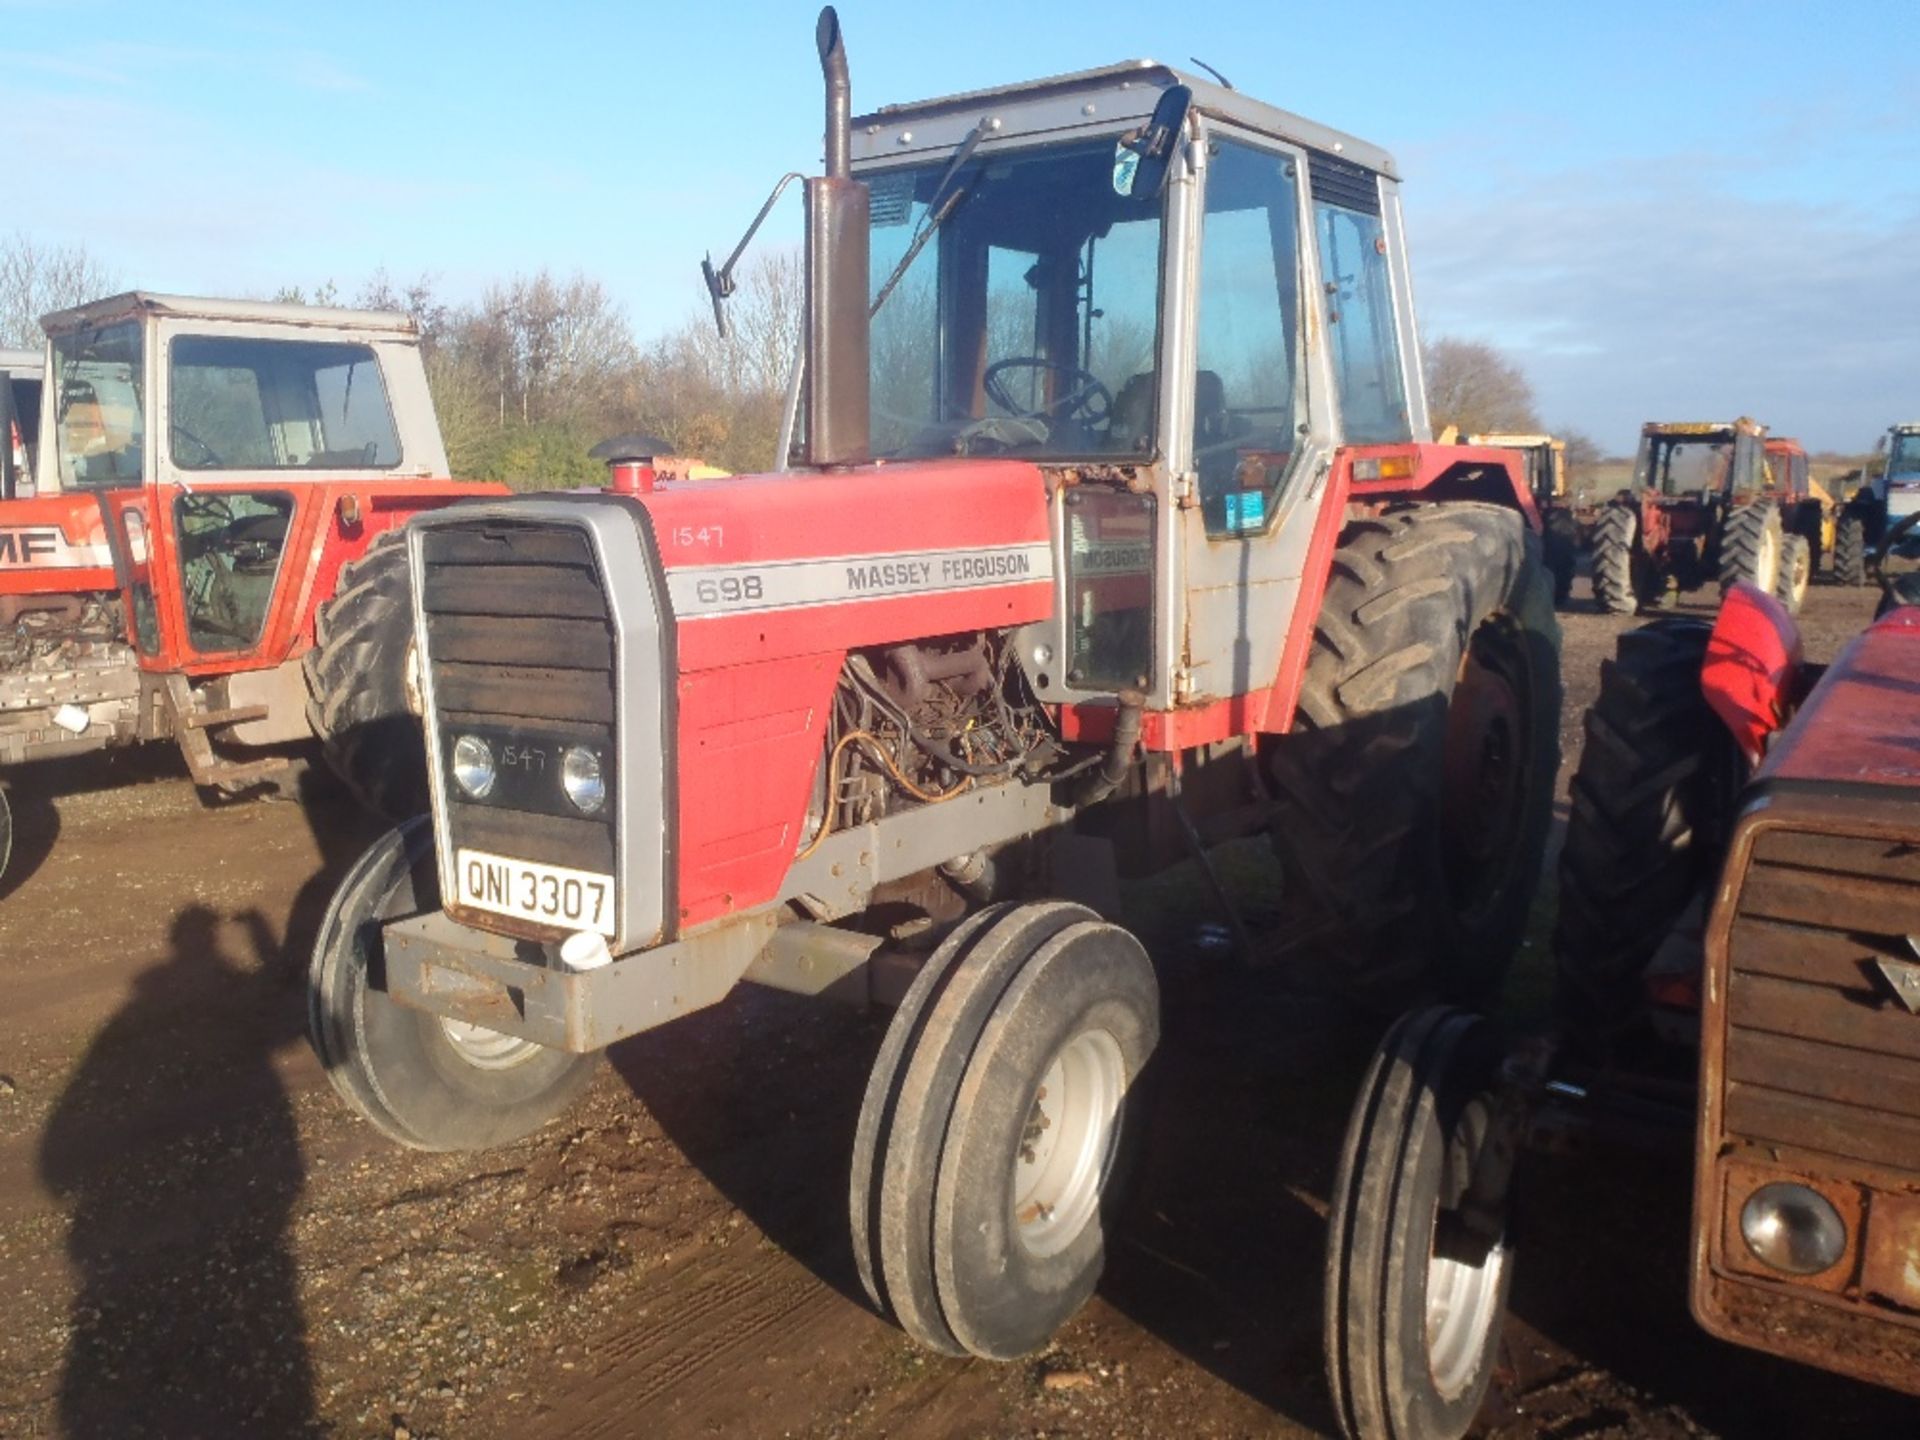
1757, 605, 1920, 794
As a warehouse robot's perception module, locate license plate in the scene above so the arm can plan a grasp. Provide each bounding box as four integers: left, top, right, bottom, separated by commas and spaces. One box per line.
454, 848, 616, 937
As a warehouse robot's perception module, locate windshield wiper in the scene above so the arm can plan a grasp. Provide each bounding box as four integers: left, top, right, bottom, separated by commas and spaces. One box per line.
869, 118, 992, 318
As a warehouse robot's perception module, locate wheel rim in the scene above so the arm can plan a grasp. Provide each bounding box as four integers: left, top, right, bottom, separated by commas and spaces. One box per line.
437, 1016, 543, 1070
1754, 526, 1780, 591
1441, 620, 1531, 929
1425, 1226, 1509, 1399
1424, 1094, 1509, 1399
1011, 1026, 1126, 1260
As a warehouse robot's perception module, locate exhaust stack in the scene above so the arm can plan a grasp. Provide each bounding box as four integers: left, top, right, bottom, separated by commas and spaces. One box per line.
802, 6, 870, 467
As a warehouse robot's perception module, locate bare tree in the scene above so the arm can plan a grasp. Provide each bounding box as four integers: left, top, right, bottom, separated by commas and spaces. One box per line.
1423, 337, 1540, 437
0, 233, 117, 348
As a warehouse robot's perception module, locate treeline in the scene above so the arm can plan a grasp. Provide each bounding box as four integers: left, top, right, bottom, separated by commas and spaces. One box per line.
280, 258, 802, 487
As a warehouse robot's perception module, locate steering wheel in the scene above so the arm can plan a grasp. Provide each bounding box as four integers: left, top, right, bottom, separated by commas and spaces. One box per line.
172, 423, 225, 468
983, 357, 1113, 430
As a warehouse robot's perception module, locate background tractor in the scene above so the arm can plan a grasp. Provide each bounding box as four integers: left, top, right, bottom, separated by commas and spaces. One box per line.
305, 8, 1564, 1371
0, 293, 504, 883
1324, 568, 1920, 1439
1468, 432, 1577, 604
1590, 418, 1825, 616
1836, 422, 1920, 586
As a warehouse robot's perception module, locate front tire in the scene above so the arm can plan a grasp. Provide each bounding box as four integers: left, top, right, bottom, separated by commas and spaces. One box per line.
305, 528, 428, 820
308, 819, 599, 1151
851, 902, 1159, 1359
1265, 503, 1562, 1004
1717, 500, 1781, 595
1326, 1007, 1513, 1440
1590, 505, 1637, 614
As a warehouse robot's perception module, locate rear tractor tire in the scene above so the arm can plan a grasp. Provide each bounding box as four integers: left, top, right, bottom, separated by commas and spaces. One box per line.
308, 818, 600, 1151
1717, 500, 1782, 596
1264, 503, 1562, 1005
1326, 1006, 1513, 1440
1590, 506, 1638, 615
1774, 533, 1811, 614
305, 528, 429, 821
851, 901, 1160, 1360
1834, 508, 1869, 587
1554, 620, 1741, 1049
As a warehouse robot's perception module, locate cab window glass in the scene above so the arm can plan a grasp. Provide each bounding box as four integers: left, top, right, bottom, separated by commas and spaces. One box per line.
170, 337, 400, 470
174, 490, 295, 652
54, 321, 145, 490
1315, 196, 1412, 444
1192, 139, 1304, 536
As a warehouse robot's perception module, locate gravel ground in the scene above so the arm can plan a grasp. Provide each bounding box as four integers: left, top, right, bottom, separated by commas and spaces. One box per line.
0, 574, 1914, 1439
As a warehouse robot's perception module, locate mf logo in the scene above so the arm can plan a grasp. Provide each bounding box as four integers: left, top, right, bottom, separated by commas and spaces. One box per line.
0, 527, 64, 566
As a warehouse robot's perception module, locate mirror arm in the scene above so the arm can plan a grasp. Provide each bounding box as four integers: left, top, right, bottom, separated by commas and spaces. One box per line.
702, 171, 806, 338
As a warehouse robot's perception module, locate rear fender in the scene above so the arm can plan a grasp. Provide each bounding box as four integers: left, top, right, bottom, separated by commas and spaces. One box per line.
1344, 442, 1539, 530
1701, 581, 1804, 764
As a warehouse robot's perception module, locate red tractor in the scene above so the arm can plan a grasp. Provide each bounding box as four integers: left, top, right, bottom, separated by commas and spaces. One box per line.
306, 10, 1563, 1364
1591, 418, 1824, 616
0, 293, 503, 879
1324, 557, 1920, 1437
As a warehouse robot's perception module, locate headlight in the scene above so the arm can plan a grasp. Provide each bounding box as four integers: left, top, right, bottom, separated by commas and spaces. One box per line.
451, 734, 496, 799
561, 745, 605, 814
1740, 1182, 1847, 1275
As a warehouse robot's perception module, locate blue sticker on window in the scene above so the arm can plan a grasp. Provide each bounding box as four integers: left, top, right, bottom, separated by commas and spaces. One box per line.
1112, 145, 1140, 197
1223, 489, 1266, 532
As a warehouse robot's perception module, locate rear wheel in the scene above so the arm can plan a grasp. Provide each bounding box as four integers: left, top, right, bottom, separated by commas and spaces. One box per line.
1326, 1006, 1512, 1440
0, 784, 11, 886
308, 819, 599, 1150
1590, 506, 1637, 614
851, 901, 1159, 1359
1265, 503, 1562, 1004
305, 528, 428, 820
1834, 508, 1869, 586
1717, 501, 1781, 595
1554, 621, 1741, 1048
1774, 533, 1811, 613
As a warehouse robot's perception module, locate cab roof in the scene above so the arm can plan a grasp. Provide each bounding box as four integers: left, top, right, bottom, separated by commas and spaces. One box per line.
0, 347, 37, 374
854, 61, 1396, 179
40, 291, 418, 340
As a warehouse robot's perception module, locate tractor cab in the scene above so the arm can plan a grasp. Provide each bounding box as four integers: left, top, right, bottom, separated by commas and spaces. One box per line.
1880, 423, 1920, 526
849, 63, 1465, 720
1468, 432, 1576, 602
1631, 418, 1766, 502
33, 293, 449, 672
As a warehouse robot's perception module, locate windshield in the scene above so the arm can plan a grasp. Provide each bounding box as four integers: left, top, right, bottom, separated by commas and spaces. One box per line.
1634, 434, 1733, 496
866, 139, 1165, 460
170, 336, 401, 470
1889, 431, 1920, 479
54, 321, 145, 490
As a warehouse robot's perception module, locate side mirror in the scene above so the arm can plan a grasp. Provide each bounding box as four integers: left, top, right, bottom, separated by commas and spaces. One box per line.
1113, 85, 1192, 200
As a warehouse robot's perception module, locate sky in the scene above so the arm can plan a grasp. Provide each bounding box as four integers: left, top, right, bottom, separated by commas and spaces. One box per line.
3, 0, 1916, 453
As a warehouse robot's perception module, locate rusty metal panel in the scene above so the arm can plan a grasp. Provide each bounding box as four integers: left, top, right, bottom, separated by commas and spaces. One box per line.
1737, 862, 1920, 933
1727, 1029, 1920, 1117
1750, 827, 1920, 883
1726, 914, 1894, 989
1726, 1082, 1920, 1172
1728, 972, 1920, 1062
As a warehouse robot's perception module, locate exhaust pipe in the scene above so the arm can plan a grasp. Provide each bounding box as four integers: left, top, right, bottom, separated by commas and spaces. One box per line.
802, 6, 870, 467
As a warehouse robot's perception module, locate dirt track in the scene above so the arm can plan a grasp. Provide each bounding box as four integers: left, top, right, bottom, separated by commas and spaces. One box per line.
2, 577, 1917, 1439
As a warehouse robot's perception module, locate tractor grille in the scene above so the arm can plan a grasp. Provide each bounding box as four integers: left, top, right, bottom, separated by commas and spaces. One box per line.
418, 521, 617, 880
1720, 828, 1920, 1173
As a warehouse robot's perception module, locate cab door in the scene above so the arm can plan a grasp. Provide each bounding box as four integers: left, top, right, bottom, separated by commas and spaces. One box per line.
143, 320, 397, 674
1171, 123, 1338, 705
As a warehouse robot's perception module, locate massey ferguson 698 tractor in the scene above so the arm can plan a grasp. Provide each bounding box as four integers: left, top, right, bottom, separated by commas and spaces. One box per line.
307, 10, 1562, 1364
1837, 422, 1920, 586
1591, 418, 1825, 617
1326, 560, 1920, 1438
0, 293, 501, 881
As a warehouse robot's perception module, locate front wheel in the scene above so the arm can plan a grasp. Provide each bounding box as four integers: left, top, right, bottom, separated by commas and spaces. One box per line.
1717, 500, 1781, 595
1590, 506, 1638, 614
1834, 509, 1869, 586
308, 819, 599, 1151
1326, 1007, 1513, 1440
851, 901, 1159, 1360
